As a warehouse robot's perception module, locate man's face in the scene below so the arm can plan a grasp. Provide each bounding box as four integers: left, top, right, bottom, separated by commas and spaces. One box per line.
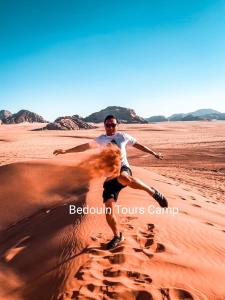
104, 118, 118, 136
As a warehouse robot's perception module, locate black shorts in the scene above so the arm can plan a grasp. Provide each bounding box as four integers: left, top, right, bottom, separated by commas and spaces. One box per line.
102, 165, 132, 203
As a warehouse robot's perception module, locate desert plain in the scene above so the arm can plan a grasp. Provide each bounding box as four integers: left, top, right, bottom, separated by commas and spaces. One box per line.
0, 121, 225, 300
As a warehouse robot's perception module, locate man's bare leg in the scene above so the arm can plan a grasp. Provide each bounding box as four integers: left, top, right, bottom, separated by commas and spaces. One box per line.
117, 171, 168, 207
104, 198, 124, 249
118, 172, 154, 195
105, 198, 119, 237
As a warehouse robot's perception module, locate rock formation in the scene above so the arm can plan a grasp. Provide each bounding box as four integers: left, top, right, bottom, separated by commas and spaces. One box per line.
45, 115, 96, 130
2, 110, 47, 124
83, 106, 148, 123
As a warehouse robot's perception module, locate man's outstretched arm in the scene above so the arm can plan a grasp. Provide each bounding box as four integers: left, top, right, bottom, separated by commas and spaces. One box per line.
53, 143, 91, 155
133, 142, 163, 159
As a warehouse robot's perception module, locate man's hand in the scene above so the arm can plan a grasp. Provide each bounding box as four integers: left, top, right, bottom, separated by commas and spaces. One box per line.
53, 149, 66, 156
154, 152, 163, 159
133, 142, 163, 160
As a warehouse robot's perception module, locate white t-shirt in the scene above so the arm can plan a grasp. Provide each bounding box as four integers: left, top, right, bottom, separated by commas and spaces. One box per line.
95, 132, 137, 167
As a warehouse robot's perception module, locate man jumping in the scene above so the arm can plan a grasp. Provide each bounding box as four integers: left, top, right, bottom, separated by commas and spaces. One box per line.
53, 115, 168, 249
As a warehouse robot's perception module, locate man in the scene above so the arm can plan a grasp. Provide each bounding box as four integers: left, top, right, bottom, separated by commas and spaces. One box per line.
53, 115, 168, 249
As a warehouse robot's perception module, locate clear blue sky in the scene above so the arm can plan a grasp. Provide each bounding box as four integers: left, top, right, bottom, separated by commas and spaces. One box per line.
1, 0, 225, 121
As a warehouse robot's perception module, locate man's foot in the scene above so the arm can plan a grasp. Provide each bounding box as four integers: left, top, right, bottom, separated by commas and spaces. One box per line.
106, 232, 124, 250
152, 188, 168, 208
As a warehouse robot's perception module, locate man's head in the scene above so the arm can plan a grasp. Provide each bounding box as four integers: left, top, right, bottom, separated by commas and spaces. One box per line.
104, 115, 119, 136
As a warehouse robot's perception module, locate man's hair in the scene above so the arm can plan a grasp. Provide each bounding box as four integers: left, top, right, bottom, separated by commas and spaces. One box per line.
104, 115, 119, 124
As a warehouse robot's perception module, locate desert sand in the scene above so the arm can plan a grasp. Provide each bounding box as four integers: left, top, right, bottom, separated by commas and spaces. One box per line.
0, 121, 225, 300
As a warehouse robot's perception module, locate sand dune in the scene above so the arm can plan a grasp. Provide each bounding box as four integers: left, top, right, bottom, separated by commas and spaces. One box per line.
0, 122, 225, 300
1, 164, 225, 299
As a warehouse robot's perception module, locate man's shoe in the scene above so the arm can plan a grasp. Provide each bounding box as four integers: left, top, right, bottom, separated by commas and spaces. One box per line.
152, 188, 168, 208
106, 232, 124, 250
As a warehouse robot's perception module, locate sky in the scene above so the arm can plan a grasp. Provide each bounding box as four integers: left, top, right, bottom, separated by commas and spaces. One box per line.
0, 0, 225, 121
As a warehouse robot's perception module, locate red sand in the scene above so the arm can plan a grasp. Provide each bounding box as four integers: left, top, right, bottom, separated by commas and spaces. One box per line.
0, 121, 225, 300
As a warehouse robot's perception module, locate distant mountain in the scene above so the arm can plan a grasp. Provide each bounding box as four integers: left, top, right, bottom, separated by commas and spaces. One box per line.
190, 109, 220, 117
168, 113, 186, 121
0, 110, 12, 123
181, 114, 202, 121
198, 113, 225, 120
147, 109, 225, 122
145, 115, 168, 122
1, 109, 47, 124
84, 106, 148, 124
44, 115, 97, 130
168, 109, 224, 121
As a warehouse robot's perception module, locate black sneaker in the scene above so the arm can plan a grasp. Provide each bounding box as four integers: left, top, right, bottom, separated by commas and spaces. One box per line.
152, 188, 168, 208
106, 232, 124, 250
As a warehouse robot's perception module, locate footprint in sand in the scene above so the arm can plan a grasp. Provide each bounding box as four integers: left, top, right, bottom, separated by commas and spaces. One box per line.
136, 290, 153, 300
120, 216, 138, 232
120, 216, 138, 224
102, 279, 121, 287
206, 200, 217, 205
147, 223, 155, 231
155, 243, 166, 253
205, 222, 214, 226
126, 216, 138, 221
127, 271, 152, 284
103, 267, 121, 277
134, 223, 166, 257
123, 223, 135, 230
180, 210, 189, 215
104, 253, 126, 264
2, 235, 30, 262
160, 287, 194, 300
192, 204, 201, 208
102, 268, 153, 285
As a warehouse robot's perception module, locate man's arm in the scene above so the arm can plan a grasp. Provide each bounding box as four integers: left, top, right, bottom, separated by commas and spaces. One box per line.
133, 142, 163, 159
53, 143, 91, 155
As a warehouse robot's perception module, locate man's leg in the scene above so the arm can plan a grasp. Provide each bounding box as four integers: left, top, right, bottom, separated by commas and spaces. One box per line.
117, 171, 168, 207
105, 198, 119, 237
118, 171, 155, 195
104, 198, 124, 249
